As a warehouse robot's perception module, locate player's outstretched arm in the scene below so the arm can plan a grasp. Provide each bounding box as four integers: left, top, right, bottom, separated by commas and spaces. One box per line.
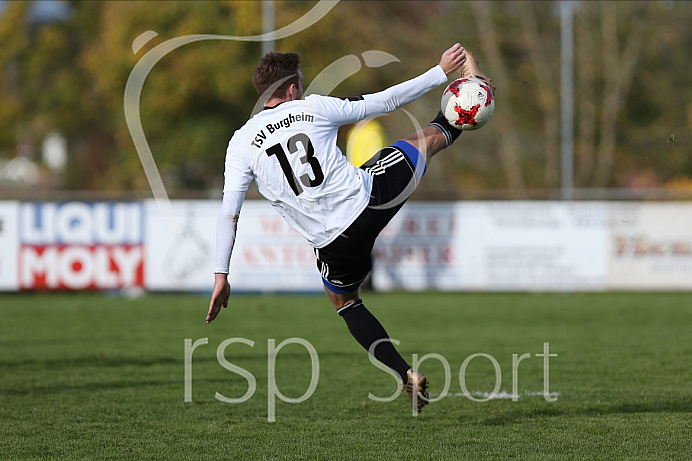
314, 43, 467, 127
207, 273, 230, 323
439, 43, 467, 76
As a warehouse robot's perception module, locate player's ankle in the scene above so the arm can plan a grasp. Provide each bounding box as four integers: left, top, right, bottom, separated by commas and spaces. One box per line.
428, 111, 462, 147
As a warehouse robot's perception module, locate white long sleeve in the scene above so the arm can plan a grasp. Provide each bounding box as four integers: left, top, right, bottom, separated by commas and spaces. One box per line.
361, 65, 448, 117
307, 65, 448, 126
213, 188, 246, 274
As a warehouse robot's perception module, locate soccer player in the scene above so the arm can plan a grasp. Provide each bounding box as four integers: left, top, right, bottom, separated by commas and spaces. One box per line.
207, 44, 493, 413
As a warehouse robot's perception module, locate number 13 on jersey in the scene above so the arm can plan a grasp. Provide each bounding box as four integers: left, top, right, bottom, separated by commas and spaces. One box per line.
265, 133, 324, 196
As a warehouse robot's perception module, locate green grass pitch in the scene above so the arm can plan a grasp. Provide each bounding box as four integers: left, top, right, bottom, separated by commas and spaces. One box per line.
1, 291, 691, 460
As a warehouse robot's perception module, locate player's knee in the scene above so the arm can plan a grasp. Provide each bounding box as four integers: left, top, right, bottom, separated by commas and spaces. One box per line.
324, 287, 360, 310
403, 126, 447, 163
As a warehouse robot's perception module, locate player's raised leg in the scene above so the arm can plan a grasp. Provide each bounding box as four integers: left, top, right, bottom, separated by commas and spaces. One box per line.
402, 125, 450, 164
458, 48, 495, 94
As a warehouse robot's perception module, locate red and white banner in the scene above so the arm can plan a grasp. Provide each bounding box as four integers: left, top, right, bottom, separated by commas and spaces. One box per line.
18, 202, 143, 290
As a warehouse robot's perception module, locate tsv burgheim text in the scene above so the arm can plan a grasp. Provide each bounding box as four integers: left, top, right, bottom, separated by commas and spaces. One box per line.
250, 112, 315, 148
184, 337, 557, 421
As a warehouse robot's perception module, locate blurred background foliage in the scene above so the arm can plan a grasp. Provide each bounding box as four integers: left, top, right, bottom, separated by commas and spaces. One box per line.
0, 1, 690, 199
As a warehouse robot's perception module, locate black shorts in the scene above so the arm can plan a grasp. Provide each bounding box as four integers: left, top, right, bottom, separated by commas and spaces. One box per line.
315, 141, 426, 293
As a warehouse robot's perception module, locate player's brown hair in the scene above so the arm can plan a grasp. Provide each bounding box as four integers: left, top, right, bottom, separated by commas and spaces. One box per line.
252, 52, 302, 101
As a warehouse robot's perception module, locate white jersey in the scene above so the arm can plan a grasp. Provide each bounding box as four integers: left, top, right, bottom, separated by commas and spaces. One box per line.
224, 97, 374, 247
214, 65, 447, 273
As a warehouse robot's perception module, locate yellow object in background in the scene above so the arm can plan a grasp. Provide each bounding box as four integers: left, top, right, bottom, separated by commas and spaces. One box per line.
346, 119, 386, 168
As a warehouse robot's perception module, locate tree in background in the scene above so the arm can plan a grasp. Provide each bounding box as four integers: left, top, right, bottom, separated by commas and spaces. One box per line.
433, 1, 691, 197
0, 1, 689, 198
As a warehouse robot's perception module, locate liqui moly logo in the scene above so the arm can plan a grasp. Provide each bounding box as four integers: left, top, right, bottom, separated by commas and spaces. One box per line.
19, 202, 144, 290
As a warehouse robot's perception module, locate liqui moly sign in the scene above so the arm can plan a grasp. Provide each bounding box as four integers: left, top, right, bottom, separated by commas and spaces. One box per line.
19, 202, 144, 290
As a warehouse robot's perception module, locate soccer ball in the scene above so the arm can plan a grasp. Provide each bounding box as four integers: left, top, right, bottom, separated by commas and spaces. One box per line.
440, 78, 495, 131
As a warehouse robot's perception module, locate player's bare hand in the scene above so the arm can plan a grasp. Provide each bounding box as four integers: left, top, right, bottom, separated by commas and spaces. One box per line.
207, 273, 230, 323
439, 43, 467, 76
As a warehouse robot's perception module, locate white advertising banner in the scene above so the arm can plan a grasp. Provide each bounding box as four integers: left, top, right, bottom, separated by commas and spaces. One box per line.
18, 202, 144, 290
608, 203, 692, 289
373, 202, 611, 291
144, 200, 321, 292
144, 200, 218, 291
0, 202, 19, 290
455, 202, 610, 291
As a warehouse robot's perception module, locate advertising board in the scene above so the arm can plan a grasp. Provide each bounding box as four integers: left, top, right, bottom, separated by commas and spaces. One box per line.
18, 202, 144, 290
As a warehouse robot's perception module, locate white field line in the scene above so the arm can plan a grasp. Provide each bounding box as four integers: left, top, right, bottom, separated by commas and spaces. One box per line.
428, 390, 560, 400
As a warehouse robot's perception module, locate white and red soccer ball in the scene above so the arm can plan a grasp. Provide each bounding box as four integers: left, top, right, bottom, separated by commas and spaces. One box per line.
441, 77, 495, 131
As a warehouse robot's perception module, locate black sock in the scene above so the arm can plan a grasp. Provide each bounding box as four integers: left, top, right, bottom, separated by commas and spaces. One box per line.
338, 299, 411, 383
429, 110, 462, 146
